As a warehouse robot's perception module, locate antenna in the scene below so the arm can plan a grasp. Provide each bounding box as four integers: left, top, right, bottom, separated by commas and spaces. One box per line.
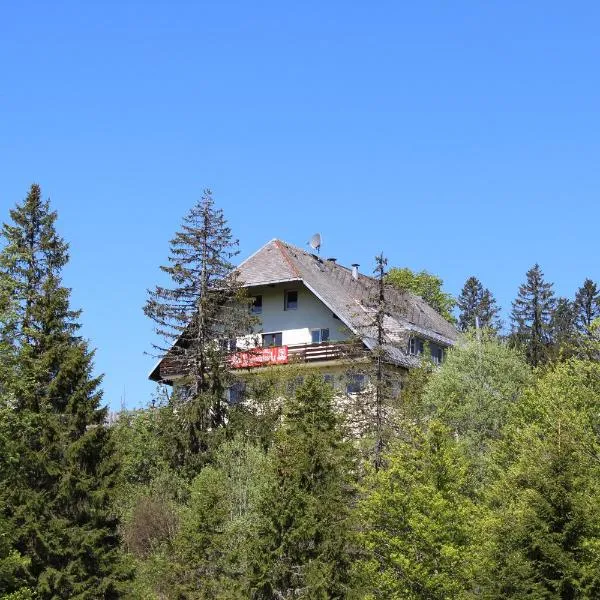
308, 233, 321, 254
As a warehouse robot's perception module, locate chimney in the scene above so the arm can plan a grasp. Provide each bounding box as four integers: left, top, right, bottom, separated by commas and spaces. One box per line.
351, 263, 359, 280
326, 258, 337, 263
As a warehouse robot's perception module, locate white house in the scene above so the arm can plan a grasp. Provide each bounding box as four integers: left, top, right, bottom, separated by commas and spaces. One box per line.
149, 239, 458, 391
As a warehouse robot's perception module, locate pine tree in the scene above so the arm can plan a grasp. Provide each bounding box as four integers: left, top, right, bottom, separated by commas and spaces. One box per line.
457, 276, 501, 332
0, 184, 130, 598
144, 190, 254, 467
510, 264, 556, 366
250, 375, 357, 599
574, 278, 600, 335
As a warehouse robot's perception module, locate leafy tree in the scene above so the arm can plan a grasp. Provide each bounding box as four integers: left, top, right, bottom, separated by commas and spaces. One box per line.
144, 190, 254, 467
353, 421, 478, 599
510, 264, 557, 366
171, 438, 272, 599
250, 375, 357, 599
478, 359, 600, 598
421, 332, 532, 484
386, 266, 455, 322
574, 278, 600, 335
457, 276, 501, 332
0, 184, 130, 598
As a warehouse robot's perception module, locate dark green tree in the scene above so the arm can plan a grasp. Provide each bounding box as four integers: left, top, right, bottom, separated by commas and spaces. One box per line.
574, 278, 600, 335
250, 375, 357, 599
550, 297, 577, 359
510, 264, 557, 366
0, 184, 130, 598
457, 275, 501, 332
144, 190, 254, 470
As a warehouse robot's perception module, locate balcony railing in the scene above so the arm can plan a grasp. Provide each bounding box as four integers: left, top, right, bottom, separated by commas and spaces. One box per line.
155, 341, 362, 381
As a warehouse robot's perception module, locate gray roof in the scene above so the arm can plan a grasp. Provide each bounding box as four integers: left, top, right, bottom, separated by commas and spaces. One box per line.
238, 239, 458, 368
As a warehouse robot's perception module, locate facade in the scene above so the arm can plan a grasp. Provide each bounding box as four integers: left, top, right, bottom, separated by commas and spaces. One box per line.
149, 239, 458, 393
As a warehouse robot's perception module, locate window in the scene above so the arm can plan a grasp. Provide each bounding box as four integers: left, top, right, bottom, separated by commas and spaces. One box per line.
311, 328, 330, 343
251, 295, 263, 314
408, 337, 424, 356
431, 345, 444, 365
284, 290, 298, 310
228, 381, 245, 405
220, 338, 237, 352
323, 374, 335, 387
346, 374, 367, 394
262, 332, 282, 347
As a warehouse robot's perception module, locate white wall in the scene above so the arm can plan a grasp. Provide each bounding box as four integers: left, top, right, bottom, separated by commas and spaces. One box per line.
237, 282, 351, 348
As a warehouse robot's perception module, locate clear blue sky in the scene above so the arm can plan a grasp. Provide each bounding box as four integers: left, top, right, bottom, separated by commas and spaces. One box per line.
2, 2, 599, 410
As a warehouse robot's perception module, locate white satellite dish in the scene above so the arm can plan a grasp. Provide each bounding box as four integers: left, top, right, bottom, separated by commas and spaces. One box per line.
308, 233, 322, 254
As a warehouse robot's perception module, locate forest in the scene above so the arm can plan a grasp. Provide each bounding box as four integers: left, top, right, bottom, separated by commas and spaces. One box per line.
2, 184, 600, 600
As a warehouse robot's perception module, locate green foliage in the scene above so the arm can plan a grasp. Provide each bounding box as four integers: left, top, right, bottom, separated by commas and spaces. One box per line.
386, 266, 456, 322
0, 185, 130, 598
421, 333, 532, 481
478, 359, 600, 598
510, 263, 557, 366
457, 275, 501, 332
574, 278, 600, 334
353, 421, 478, 599
250, 375, 357, 599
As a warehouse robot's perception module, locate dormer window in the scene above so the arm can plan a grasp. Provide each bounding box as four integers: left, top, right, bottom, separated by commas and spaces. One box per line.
284, 290, 298, 310
431, 345, 444, 365
251, 295, 263, 314
408, 337, 424, 356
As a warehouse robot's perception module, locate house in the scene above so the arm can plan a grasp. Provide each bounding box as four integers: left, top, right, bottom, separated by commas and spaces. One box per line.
149, 239, 458, 394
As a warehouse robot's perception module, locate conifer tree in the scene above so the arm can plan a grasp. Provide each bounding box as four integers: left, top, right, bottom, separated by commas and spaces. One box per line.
510, 264, 556, 366
0, 184, 130, 598
550, 296, 577, 358
353, 421, 478, 599
457, 275, 501, 332
478, 359, 600, 598
144, 190, 253, 466
250, 375, 357, 599
574, 278, 600, 334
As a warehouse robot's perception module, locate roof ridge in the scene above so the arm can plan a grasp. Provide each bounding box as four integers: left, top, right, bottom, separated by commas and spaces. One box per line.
274, 239, 302, 279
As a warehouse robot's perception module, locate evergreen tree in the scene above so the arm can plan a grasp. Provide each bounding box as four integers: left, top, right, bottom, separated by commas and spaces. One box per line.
250, 375, 357, 599
510, 264, 556, 366
144, 190, 254, 468
550, 297, 577, 359
478, 359, 600, 598
457, 275, 501, 332
353, 421, 478, 599
0, 184, 130, 598
574, 278, 600, 334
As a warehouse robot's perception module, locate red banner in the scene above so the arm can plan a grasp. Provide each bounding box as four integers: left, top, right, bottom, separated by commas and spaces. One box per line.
229, 346, 289, 369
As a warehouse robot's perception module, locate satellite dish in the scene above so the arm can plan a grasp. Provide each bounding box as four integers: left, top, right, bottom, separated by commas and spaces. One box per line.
308, 233, 321, 254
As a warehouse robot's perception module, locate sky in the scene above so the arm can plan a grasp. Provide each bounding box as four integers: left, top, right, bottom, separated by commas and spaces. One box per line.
1, 1, 599, 410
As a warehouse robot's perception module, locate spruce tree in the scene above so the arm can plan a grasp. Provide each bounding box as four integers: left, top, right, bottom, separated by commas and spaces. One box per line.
457, 275, 501, 332
0, 184, 130, 598
144, 190, 253, 468
574, 278, 600, 334
250, 375, 357, 599
550, 297, 577, 359
510, 264, 556, 366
